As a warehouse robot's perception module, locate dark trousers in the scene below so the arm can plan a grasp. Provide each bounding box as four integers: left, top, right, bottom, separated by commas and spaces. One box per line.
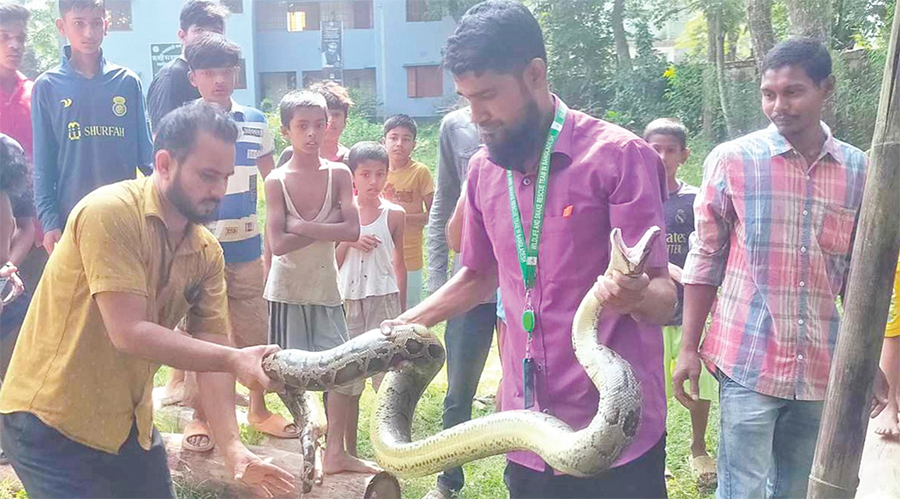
1, 412, 174, 499
436, 302, 497, 494
504, 435, 668, 499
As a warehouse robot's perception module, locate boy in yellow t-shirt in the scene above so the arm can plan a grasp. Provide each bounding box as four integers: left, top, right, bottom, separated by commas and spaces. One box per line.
875, 250, 900, 438
382, 114, 434, 309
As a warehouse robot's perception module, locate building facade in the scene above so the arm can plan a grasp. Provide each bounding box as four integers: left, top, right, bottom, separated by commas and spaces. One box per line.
101, 0, 460, 117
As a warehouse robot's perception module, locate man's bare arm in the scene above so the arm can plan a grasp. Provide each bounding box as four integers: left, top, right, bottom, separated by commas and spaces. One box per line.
264, 176, 317, 256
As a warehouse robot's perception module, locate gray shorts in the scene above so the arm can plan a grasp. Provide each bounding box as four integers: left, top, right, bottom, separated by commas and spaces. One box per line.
267, 301, 358, 395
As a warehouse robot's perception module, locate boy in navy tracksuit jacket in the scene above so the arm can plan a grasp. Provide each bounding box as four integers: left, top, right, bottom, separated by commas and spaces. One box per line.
32, 0, 152, 255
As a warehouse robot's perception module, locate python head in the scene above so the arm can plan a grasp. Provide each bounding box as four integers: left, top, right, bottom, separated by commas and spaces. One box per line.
608, 226, 661, 277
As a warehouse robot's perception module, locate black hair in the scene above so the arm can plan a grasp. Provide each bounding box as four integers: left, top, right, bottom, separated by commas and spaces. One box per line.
347, 141, 389, 174
0, 135, 28, 199
185, 32, 240, 70
0, 2, 30, 25
153, 101, 239, 163
58, 0, 104, 16
383, 114, 417, 140
760, 37, 832, 85
279, 90, 328, 128
179, 0, 228, 33
443, 0, 546, 76
644, 118, 689, 150
308, 81, 354, 116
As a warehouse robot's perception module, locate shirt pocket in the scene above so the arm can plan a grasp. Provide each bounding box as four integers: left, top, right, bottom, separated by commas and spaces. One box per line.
817, 204, 856, 256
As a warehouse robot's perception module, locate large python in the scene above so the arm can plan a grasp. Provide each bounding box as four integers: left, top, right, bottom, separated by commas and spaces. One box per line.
262, 226, 660, 492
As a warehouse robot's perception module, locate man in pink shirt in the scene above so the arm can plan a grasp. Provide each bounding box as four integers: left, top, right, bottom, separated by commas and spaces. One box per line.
387, 2, 676, 497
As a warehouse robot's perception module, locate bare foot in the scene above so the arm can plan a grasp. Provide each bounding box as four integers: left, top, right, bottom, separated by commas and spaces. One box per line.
322, 449, 382, 475
157, 379, 185, 407
873, 404, 900, 439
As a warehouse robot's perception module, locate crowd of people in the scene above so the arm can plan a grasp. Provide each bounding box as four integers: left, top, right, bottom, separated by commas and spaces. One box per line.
0, 0, 897, 498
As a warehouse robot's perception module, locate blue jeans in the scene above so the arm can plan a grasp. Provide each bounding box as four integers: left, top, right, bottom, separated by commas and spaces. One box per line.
716, 373, 823, 499
436, 302, 496, 494
1, 412, 174, 498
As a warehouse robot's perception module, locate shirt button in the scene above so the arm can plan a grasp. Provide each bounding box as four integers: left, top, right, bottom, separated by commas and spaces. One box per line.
798, 319, 805, 325
801, 246, 807, 254
523, 177, 532, 186
799, 281, 805, 287
798, 354, 804, 361
807, 175, 812, 180
536, 363, 542, 371
542, 408, 550, 415
803, 210, 809, 216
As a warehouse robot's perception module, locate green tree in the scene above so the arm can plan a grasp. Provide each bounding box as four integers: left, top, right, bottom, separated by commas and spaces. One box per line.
20, 0, 59, 79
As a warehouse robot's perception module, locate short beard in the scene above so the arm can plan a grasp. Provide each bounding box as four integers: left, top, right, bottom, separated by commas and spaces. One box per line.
482, 98, 544, 173
165, 170, 220, 225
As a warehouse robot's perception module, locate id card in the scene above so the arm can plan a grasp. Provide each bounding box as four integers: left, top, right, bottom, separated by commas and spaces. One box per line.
523, 358, 535, 409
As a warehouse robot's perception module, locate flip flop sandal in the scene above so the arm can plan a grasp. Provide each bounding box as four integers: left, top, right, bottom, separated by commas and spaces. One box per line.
182, 419, 215, 452
249, 413, 300, 439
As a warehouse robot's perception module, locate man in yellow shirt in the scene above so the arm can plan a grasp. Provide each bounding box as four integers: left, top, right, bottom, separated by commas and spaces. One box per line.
382, 114, 434, 309
0, 102, 294, 498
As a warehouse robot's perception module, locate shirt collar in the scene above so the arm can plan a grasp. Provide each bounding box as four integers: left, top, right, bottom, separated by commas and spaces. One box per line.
549, 95, 576, 170
61, 45, 112, 78
142, 177, 205, 253
766, 121, 840, 161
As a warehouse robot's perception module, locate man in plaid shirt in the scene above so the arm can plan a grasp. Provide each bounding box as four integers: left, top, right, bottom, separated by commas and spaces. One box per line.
673, 38, 888, 499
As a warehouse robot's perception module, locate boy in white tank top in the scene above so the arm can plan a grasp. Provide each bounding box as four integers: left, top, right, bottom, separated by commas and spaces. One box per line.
336, 142, 407, 457
263, 91, 380, 475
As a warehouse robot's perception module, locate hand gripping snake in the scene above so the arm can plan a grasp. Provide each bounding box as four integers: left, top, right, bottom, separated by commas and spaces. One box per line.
262, 226, 661, 492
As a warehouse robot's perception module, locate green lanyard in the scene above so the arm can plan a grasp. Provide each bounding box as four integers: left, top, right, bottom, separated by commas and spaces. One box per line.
506, 101, 568, 334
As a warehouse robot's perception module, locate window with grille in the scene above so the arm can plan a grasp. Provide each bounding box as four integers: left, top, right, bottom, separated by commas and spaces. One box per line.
287, 2, 320, 31
318, 1, 373, 30
236, 59, 248, 89
407, 0, 441, 22
256, 1, 287, 31
222, 0, 243, 13
106, 0, 132, 31
260, 71, 298, 104
406, 65, 442, 98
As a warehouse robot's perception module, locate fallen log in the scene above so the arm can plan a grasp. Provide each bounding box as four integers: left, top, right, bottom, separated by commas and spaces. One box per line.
0, 434, 400, 498
162, 433, 400, 498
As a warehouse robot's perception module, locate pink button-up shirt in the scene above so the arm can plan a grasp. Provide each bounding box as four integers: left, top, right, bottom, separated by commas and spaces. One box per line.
461, 98, 669, 471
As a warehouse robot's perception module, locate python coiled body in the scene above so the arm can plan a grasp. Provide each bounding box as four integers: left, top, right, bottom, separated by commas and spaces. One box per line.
263, 226, 660, 491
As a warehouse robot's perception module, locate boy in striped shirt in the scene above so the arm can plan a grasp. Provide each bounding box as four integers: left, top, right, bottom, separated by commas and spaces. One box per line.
177, 33, 297, 451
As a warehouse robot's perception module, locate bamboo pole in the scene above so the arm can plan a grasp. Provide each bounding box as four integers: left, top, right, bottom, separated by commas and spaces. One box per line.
807, 3, 900, 497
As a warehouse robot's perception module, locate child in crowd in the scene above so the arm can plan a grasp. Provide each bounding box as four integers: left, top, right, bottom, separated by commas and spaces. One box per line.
336, 141, 406, 455
174, 32, 284, 452
32, 0, 152, 255
0, 135, 29, 464
264, 90, 379, 474
147, 0, 228, 133
875, 252, 900, 438
382, 115, 433, 309
644, 118, 717, 486
277, 81, 354, 166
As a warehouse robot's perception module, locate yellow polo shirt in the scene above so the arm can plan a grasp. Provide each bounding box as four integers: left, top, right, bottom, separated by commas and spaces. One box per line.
887, 249, 900, 338
0, 176, 229, 453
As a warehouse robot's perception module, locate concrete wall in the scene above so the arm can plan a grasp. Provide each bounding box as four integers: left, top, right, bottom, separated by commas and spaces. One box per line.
103, 0, 256, 104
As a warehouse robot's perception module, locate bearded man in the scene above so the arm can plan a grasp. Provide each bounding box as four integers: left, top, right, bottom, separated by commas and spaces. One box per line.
384, 2, 676, 498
